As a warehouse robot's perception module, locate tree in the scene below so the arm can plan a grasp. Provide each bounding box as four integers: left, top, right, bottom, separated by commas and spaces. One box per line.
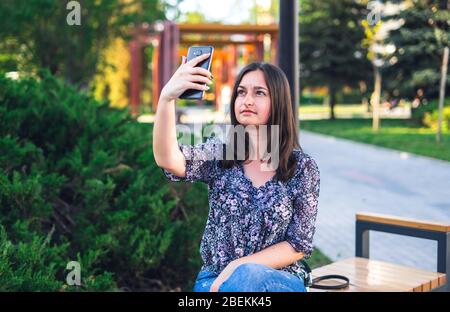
179, 11, 208, 23
299, 0, 372, 119
0, 0, 170, 87
384, 0, 450, 101
249, 0, 279, 24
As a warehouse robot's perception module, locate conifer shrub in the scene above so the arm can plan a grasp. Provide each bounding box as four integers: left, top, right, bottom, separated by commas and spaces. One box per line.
0, 72, 208, 291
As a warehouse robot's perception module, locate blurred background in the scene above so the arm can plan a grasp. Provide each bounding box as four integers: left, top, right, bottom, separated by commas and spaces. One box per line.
0, 0, 448, 291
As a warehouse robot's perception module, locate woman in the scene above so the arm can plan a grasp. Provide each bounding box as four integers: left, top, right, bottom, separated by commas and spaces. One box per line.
153, 53, 320, 292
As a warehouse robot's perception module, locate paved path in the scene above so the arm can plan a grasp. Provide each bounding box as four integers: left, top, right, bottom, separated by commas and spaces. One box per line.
300, 130, 450, 272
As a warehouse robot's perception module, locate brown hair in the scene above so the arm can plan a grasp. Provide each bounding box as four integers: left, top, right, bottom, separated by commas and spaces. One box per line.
220, 62, 301, 182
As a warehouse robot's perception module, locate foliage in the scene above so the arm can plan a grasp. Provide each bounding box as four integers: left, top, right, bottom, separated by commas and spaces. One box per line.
299, 0, 372, 119
0, 71, 208, 291
384, 0, 450, 100
423, 107, 450, 131
92, 38, 131, 109
0, 0, 168, 86
411, 97, 450, 128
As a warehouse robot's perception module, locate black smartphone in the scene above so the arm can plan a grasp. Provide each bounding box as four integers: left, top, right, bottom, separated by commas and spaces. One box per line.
179, 46, 214, 100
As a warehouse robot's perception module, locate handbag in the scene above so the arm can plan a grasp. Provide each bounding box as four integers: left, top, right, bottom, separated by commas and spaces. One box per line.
300, 260, 350, 290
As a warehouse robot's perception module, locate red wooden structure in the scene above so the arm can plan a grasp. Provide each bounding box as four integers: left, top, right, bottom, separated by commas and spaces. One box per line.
128, 22, 279, 115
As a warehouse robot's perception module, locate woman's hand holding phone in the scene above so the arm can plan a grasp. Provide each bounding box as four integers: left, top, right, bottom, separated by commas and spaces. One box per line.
159, 53, 213, 103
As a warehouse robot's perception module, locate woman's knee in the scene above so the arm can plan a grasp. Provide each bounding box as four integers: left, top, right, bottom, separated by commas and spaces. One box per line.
218, 263, 270, 292
193, 270, 218, 292
193, 277, 215, 292
233, 263, 269, 277
219, 263, 307, 292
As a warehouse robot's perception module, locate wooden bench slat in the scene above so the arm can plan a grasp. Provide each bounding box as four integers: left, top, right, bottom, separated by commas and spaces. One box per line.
308, 285, 363, 292
438, 275, 447, 287
308, 273, 401, 292
349, 257, 443, 276
312, 266, 408, 292
314, 257, 436, 282
330, 258, 440, 288
430, 277, 439, 290
328, 263, 432, 289
422, 282, 431, 292
311, 257, 445, 292
334, 258, 441, 288
356, 212, 450, 233
312, 263, 412, 291
347, 258, 445, 286
309, 283, 390, 292
314, 265, 415, 291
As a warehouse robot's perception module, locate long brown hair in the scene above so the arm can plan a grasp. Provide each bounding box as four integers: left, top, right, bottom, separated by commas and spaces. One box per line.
220, 62, 301, 182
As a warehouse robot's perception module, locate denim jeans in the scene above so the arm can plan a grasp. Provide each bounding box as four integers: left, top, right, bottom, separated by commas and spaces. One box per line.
193, 263, 307, 292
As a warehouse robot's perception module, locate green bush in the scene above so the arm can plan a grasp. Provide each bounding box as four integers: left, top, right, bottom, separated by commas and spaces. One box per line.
0, 224, 67, 291
300, 94, 324, 105
411, 97, 450, 126
423, 107, 450, 131
336, 90, 366, 105
0, 72, 209, 291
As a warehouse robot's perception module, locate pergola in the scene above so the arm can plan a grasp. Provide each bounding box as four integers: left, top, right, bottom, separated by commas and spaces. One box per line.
129, 0, 298, 126
129, 22, 279, 114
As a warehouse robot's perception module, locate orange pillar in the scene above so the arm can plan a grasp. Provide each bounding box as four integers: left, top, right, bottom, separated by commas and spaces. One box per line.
156, 21, 179, 112
129, 39, 142, 116
152, 35, 161, 113
226, 44, 238, 87
256, 35, 264, 62
270, 34, 278, 65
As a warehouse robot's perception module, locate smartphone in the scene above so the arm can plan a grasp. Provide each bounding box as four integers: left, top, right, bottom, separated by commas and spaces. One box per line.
179, 46, 214, 100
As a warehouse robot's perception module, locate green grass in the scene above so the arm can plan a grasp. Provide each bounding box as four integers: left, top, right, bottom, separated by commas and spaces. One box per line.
301, 118, 450, 162
308, 248, 332, 269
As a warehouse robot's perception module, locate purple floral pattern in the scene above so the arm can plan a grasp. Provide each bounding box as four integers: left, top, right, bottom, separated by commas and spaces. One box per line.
162, 136, 320, 278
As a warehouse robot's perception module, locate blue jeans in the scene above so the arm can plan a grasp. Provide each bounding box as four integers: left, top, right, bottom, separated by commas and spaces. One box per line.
193, 263, 307, 292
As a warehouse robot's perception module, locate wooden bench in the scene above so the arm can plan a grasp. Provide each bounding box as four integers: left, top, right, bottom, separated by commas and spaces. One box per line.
309, 212, 449, 292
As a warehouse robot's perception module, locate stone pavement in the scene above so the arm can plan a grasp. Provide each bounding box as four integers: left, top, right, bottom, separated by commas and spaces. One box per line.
299, 130, 450, 272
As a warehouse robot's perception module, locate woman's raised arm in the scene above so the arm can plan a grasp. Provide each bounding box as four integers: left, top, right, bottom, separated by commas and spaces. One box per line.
152, 53, 213, 177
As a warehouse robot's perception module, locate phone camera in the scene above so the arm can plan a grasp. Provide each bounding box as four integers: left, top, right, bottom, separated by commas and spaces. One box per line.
193, 50, 202, 56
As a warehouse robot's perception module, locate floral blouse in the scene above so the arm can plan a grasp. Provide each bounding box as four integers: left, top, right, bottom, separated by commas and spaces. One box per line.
162, 136, 320, 279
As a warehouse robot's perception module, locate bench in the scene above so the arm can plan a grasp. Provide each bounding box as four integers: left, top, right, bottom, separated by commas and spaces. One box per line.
309, 212, 449, 292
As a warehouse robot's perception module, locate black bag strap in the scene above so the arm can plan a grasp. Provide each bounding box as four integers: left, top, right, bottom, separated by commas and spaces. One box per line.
300, 260, 350, 290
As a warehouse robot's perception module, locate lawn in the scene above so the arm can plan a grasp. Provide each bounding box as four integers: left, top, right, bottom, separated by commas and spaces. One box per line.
300, 118, 450, 162
308, 248, 332, 269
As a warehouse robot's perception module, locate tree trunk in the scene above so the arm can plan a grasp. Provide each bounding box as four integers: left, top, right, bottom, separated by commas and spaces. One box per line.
329, 82, 336, 120
437, 47, 449, 142
372, 65, 381, 131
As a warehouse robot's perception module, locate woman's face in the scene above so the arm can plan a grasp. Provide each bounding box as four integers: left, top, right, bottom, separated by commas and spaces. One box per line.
234, 70, 271, 126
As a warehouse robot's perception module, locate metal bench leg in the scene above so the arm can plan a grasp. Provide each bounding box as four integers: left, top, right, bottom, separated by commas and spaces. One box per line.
355, 222, 370, 258
436, 233, 450, 291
